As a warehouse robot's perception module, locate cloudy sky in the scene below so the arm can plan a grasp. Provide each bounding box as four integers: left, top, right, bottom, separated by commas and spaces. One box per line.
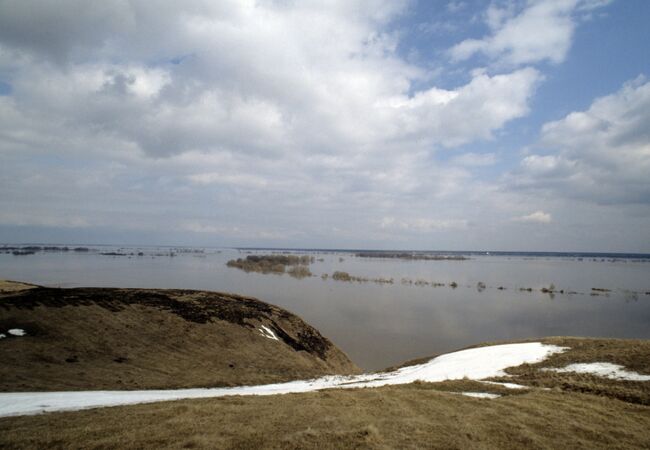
1, 0, 649, 251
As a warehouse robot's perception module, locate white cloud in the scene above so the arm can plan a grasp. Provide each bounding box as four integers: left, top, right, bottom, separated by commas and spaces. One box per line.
188, 172, 269, 188
0, 0, 542, 243
0, 0, 642, 251
386, 67, 541, 147
0, 1, 542, 163
0, 211, 91, 228
447, 1, 468, 13
449, 0, 612, 66
380, 217, 469, 232
514, 211, 552, 223
511, 76, 650, 205
576, 0, 614, 11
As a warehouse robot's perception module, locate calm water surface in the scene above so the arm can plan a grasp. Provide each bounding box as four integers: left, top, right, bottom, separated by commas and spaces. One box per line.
2, 247, 649, 371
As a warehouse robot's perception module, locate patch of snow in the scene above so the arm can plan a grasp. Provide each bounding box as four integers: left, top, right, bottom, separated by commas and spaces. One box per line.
544, 362, 650, 381
480, 381, 528, 389
460, 392, 501, 399
0, 334, 5, 339
7, 329, 26, 337
259, 325, 279, 341
0, 342, 565, 417
337, 342, 566, 389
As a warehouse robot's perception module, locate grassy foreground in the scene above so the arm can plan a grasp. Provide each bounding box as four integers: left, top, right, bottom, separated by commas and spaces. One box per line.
1, 383, 649, 449
1, 336, 649, 449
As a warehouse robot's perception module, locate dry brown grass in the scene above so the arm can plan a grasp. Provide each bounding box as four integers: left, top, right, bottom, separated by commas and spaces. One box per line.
1, 383, 649, 449
286, 265, 313, 279
329, 271, 394, 284
389, 337, 650, 405
488, 337, 650, 405
331, 271, 352, 281
0, 280, 37, 294
0, 285, 359, 391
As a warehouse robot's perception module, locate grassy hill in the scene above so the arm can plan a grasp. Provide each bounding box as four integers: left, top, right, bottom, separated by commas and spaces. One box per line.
1, 280, 649, 448
1, 367, 649, 449
0, 281, 360, 391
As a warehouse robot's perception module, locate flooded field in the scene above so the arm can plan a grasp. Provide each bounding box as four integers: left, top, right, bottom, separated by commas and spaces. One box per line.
2, 247, 649, 370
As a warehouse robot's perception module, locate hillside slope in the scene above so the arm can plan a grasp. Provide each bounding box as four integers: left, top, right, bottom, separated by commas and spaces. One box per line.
1, 339, 649, 449
0, 281, 360, 391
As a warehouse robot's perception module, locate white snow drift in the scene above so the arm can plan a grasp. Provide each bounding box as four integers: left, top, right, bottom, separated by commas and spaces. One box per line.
259, 325, 279, 341
0, 342, 565, 417
7, 329, 26, 337
544, 362, 650, 381
461, 392, 501, 399
480, 381, 528, 390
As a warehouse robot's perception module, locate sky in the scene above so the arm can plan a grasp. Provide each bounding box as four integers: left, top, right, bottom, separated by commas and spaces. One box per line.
0, 0, 649, 252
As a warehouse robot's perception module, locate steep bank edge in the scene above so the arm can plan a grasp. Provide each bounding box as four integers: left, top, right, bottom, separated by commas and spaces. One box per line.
0, 282, 361, 391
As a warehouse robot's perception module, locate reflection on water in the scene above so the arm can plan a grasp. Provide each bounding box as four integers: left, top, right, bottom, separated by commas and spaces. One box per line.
1, 247, 649, 371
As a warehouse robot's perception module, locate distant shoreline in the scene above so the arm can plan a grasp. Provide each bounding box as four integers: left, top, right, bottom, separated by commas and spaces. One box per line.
3, 243, 650, 260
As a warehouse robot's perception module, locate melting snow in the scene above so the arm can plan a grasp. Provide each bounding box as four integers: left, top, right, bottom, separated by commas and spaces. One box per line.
0, 342, 565, 417
480, 381, 528, 389
259, 325, 279, 341
544, 362, 650, 381
460, 392, 501, 399
7, 329, 26, 337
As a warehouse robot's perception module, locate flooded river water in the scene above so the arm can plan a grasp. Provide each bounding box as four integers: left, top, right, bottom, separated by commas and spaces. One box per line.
2, 247, 649, 370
